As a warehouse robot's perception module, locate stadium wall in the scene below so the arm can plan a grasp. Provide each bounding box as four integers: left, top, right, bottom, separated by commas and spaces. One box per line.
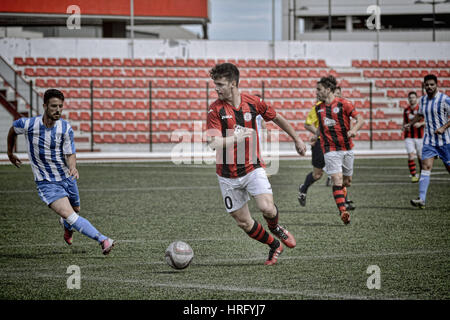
1, 38, 449, 67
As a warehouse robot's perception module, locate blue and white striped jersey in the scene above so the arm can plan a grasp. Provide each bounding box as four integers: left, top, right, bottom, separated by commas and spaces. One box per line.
418, 92, 450, 147
13, 115, 76, 182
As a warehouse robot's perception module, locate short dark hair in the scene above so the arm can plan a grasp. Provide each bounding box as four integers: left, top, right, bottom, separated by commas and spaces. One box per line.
424, 74, 438, 84
317, 75, 337, 92
408, 91, 417, 97
209, 63, 240, 87
335, 86, 341, 92
44, 89, 64, 105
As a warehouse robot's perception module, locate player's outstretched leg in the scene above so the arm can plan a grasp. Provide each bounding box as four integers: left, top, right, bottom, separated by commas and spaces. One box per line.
411, 169, 430, 209
298, 172, 316, 207
408, 159, 419, 183
64, 212, 115, 254
332, 185, 350, 224
343, 187, 355, 211
264, 241, 284, 266
264, 205, 296, 248
59, 217, 74, 245
246, 219, 283, 265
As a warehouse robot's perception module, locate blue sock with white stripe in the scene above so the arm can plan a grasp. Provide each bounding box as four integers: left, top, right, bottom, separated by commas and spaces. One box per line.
418, 170, 431, 202
65, 212, 107, 243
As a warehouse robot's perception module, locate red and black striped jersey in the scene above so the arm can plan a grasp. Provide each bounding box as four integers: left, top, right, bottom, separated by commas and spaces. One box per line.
403, 104, 424, 139
206, 93, 277, 178
315, 97, 359, 153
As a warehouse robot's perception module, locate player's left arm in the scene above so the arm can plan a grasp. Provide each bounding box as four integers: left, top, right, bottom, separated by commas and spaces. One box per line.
6, 126, 22, 168
63, 125, 79, 179
347, 113, 365, 138
435, 120, 450, 135
65, 153, 79, 179
272, 114, 306, 156
435, 98, 450, 135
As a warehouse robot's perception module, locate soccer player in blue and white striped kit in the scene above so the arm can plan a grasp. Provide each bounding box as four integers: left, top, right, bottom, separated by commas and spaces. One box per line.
404, 74, 450, 209
7, 89, 114, 254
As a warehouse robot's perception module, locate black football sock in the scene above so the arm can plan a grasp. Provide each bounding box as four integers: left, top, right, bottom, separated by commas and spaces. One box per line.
300, 172, 316, 193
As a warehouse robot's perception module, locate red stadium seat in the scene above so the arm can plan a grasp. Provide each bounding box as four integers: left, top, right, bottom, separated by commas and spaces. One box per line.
100, 123, 112, 132
125, 123, 137, 132
135, 112, 147, 120
392, 70, 401, 78
135, 102, 147, 110
124, 112, 135, 120
136, 123, 149, 132
93, 134, 103, 143
79, 58, 90, 66
113, 123, 126, 132
113, 112, 125, 121
102, 134, 113, 143
112, 90, 124, 99
380, 60, 389, 68
360, 60, 370, 68
114, 134, 126, 143
14, 57, 25, 66
137, 134, 149, 143
80, 123, 90, 132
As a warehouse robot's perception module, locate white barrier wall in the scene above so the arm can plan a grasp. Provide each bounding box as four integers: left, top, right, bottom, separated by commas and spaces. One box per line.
1, 38, 449, 67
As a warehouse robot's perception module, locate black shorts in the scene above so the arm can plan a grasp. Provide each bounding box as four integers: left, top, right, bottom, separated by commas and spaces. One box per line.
311, 141, 325, 169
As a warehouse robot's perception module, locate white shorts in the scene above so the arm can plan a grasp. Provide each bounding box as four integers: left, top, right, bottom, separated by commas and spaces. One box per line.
217, 167, 272, 213
324, 150, 354, 176
404, 138, 423, 156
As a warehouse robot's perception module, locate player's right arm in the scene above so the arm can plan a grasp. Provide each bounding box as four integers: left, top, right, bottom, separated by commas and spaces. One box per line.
7, 126, 22, 168
207, 129, 254, 150
206, 104, 254, 150
403, 114, 423, 130
305, 104, 320, 144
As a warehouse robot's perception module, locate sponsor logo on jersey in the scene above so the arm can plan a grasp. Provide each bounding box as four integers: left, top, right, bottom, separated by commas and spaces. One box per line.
333, 107, 340, 114
244, 112, 252, 122
221, 115, 233, 119
324, 118, 336, 127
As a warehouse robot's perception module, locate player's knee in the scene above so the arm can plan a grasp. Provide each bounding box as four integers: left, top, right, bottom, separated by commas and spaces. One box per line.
72, 206, 80, 213
259, 202, 275, 217
313, 171, 323, 180
236, 218, 253, 232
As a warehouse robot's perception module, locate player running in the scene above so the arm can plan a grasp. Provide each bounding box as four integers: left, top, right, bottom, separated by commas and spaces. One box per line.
298, 86, 354, 210
314, 76, 364, 224
206, 63, 306, 265
402, 91, 424, 183
404, 74, 450, 209
7, 89, 114, 254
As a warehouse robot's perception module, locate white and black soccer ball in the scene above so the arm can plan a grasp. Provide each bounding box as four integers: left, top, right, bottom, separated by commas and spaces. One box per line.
165, 241, 194, 270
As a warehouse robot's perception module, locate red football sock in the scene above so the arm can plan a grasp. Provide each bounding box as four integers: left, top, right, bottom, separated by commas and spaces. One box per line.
408, 159, 416, 176
332, 186, 347, 213
247, 220, 276, 246
264, 204, 279, 230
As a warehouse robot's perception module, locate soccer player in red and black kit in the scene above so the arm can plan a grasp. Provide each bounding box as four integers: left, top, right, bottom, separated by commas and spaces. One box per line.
315, 76, 365, 224
206, 63, 307, 265
403, 91, 424, 183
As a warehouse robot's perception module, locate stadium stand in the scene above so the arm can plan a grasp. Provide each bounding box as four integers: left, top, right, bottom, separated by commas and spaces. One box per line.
3, 56, 450, 150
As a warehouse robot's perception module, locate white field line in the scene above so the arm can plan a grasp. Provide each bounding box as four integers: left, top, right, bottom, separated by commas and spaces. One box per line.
1, 246, 446, 300
0, 272, 400, 300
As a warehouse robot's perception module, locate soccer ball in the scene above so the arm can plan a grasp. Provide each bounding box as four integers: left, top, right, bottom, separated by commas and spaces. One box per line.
165, 241, 194, 270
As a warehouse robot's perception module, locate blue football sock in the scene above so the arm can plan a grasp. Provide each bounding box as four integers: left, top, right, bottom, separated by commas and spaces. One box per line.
63, 220, 73, 231
418, 170, 431, 202
65, 213, 107, 243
